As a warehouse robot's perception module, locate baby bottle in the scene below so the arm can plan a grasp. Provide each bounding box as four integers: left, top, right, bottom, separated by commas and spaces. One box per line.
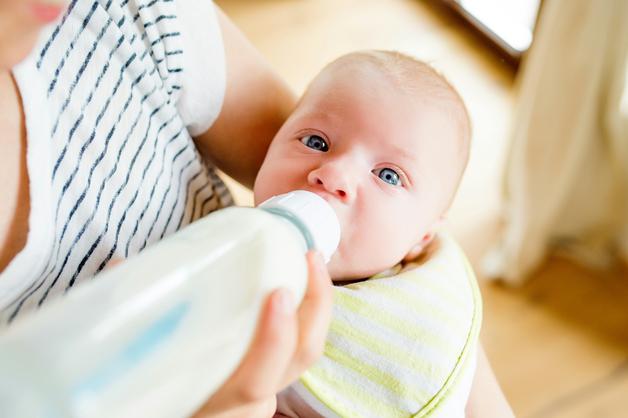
0, 190, 340, 418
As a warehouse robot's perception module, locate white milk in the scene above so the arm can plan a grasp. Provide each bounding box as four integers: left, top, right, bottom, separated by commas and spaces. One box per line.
0, 191, 340, 418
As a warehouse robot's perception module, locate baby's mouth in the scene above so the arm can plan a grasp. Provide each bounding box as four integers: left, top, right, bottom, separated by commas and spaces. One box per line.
307, 188, 336, 204
308, 189, 344, 227
308, 189, 343, 214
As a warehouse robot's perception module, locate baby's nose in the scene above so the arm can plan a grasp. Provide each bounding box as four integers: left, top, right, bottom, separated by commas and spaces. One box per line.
307, 163, 355, 202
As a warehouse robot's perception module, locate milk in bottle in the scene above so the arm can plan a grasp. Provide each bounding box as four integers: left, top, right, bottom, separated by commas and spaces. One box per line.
0, 190, 340, 418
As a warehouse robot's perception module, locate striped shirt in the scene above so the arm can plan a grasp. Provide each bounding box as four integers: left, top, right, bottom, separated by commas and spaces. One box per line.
0, 0, 231, 326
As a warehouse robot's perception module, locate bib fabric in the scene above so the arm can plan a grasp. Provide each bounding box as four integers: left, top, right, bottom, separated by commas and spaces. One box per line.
287, 234, 482, 418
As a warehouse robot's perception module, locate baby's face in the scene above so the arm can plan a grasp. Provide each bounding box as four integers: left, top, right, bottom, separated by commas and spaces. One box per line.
254, 63, 462, 280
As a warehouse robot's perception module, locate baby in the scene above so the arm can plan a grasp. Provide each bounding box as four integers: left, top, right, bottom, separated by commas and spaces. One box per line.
253, 50, 476, 417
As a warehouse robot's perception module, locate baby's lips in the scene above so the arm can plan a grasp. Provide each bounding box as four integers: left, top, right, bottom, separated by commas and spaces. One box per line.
308, 188, 334, 203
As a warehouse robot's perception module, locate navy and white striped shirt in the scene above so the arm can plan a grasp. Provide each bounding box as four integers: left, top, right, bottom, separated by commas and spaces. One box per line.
0, 0, 231, 325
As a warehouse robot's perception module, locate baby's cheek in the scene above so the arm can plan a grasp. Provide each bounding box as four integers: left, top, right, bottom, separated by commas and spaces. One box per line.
253, 174, 280, 205
254, 165, 302, 204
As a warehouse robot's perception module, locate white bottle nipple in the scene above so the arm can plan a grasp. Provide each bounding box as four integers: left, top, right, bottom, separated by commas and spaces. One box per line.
258, 190, 340, 263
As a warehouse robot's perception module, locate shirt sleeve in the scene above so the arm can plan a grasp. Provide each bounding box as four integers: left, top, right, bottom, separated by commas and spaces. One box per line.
176, 0, 226, 137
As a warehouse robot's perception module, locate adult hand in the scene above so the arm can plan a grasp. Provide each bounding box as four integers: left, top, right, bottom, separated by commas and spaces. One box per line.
193, 251, 333, 418
466, 343, 515, 418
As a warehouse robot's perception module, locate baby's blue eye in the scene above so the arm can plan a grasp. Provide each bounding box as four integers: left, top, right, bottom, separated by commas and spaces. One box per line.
374, 167, 401, 186
300, 135, 329, 152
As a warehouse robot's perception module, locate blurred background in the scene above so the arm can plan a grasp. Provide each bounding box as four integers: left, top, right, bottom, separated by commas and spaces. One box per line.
214, 1, 628, 417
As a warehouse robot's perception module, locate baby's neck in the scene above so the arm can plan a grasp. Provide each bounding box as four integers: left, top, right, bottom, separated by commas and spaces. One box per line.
331, 237, 441, 286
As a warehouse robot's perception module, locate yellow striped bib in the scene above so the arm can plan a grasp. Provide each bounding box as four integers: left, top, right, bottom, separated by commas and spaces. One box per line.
295, 234, 482, 418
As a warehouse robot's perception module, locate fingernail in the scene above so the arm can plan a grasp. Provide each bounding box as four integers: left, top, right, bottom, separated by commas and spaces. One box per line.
274, 288, 295, 315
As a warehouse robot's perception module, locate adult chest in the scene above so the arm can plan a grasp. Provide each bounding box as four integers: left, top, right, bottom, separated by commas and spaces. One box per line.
0, 71, 30, 273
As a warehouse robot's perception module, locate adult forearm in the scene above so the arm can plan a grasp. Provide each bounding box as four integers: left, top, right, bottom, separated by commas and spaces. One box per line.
466, 343, 516, 418
194, 6, 296, 189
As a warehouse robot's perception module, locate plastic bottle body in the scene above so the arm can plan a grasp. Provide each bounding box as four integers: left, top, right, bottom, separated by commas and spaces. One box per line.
0, 207, 310, 418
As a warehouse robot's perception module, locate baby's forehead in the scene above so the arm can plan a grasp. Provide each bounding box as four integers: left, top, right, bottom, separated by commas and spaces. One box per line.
301, 69, 463, 148
303, 53, 469, 161
310, 55, 468, 127
320, 53, 456, 97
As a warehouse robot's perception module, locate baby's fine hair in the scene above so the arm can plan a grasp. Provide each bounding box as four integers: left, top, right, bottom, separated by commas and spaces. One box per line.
328, 50, 470, 146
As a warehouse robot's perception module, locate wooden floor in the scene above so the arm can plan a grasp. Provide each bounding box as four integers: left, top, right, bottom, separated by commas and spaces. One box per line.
215, 1, 628, 416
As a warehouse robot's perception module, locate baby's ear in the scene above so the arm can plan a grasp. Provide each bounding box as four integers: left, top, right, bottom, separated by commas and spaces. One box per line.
403, 233, 436, 262
402, 216, 446, 262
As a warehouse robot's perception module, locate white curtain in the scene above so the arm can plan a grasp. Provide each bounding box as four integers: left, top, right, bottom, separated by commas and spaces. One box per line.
484, 0, 628, 284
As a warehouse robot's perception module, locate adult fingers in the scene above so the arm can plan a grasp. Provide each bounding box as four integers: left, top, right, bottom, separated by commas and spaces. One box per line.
281, 251, 333, 387
104, 258, 124, 270
195, 396, 276, 418
197, 287, 299, 416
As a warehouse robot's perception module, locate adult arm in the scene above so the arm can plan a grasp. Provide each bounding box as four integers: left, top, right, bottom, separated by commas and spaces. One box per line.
190, 9, 330, 415
466, 343, 516, 418
192, 5, 296, 189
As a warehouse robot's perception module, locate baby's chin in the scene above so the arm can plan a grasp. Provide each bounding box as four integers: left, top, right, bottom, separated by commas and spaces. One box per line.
326, 254, 391, 282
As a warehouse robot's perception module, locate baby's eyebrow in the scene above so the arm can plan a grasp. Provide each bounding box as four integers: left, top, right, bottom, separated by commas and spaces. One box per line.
379, 142, 422, 185
383, 141, 419, 165
295, 112, 340, 138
